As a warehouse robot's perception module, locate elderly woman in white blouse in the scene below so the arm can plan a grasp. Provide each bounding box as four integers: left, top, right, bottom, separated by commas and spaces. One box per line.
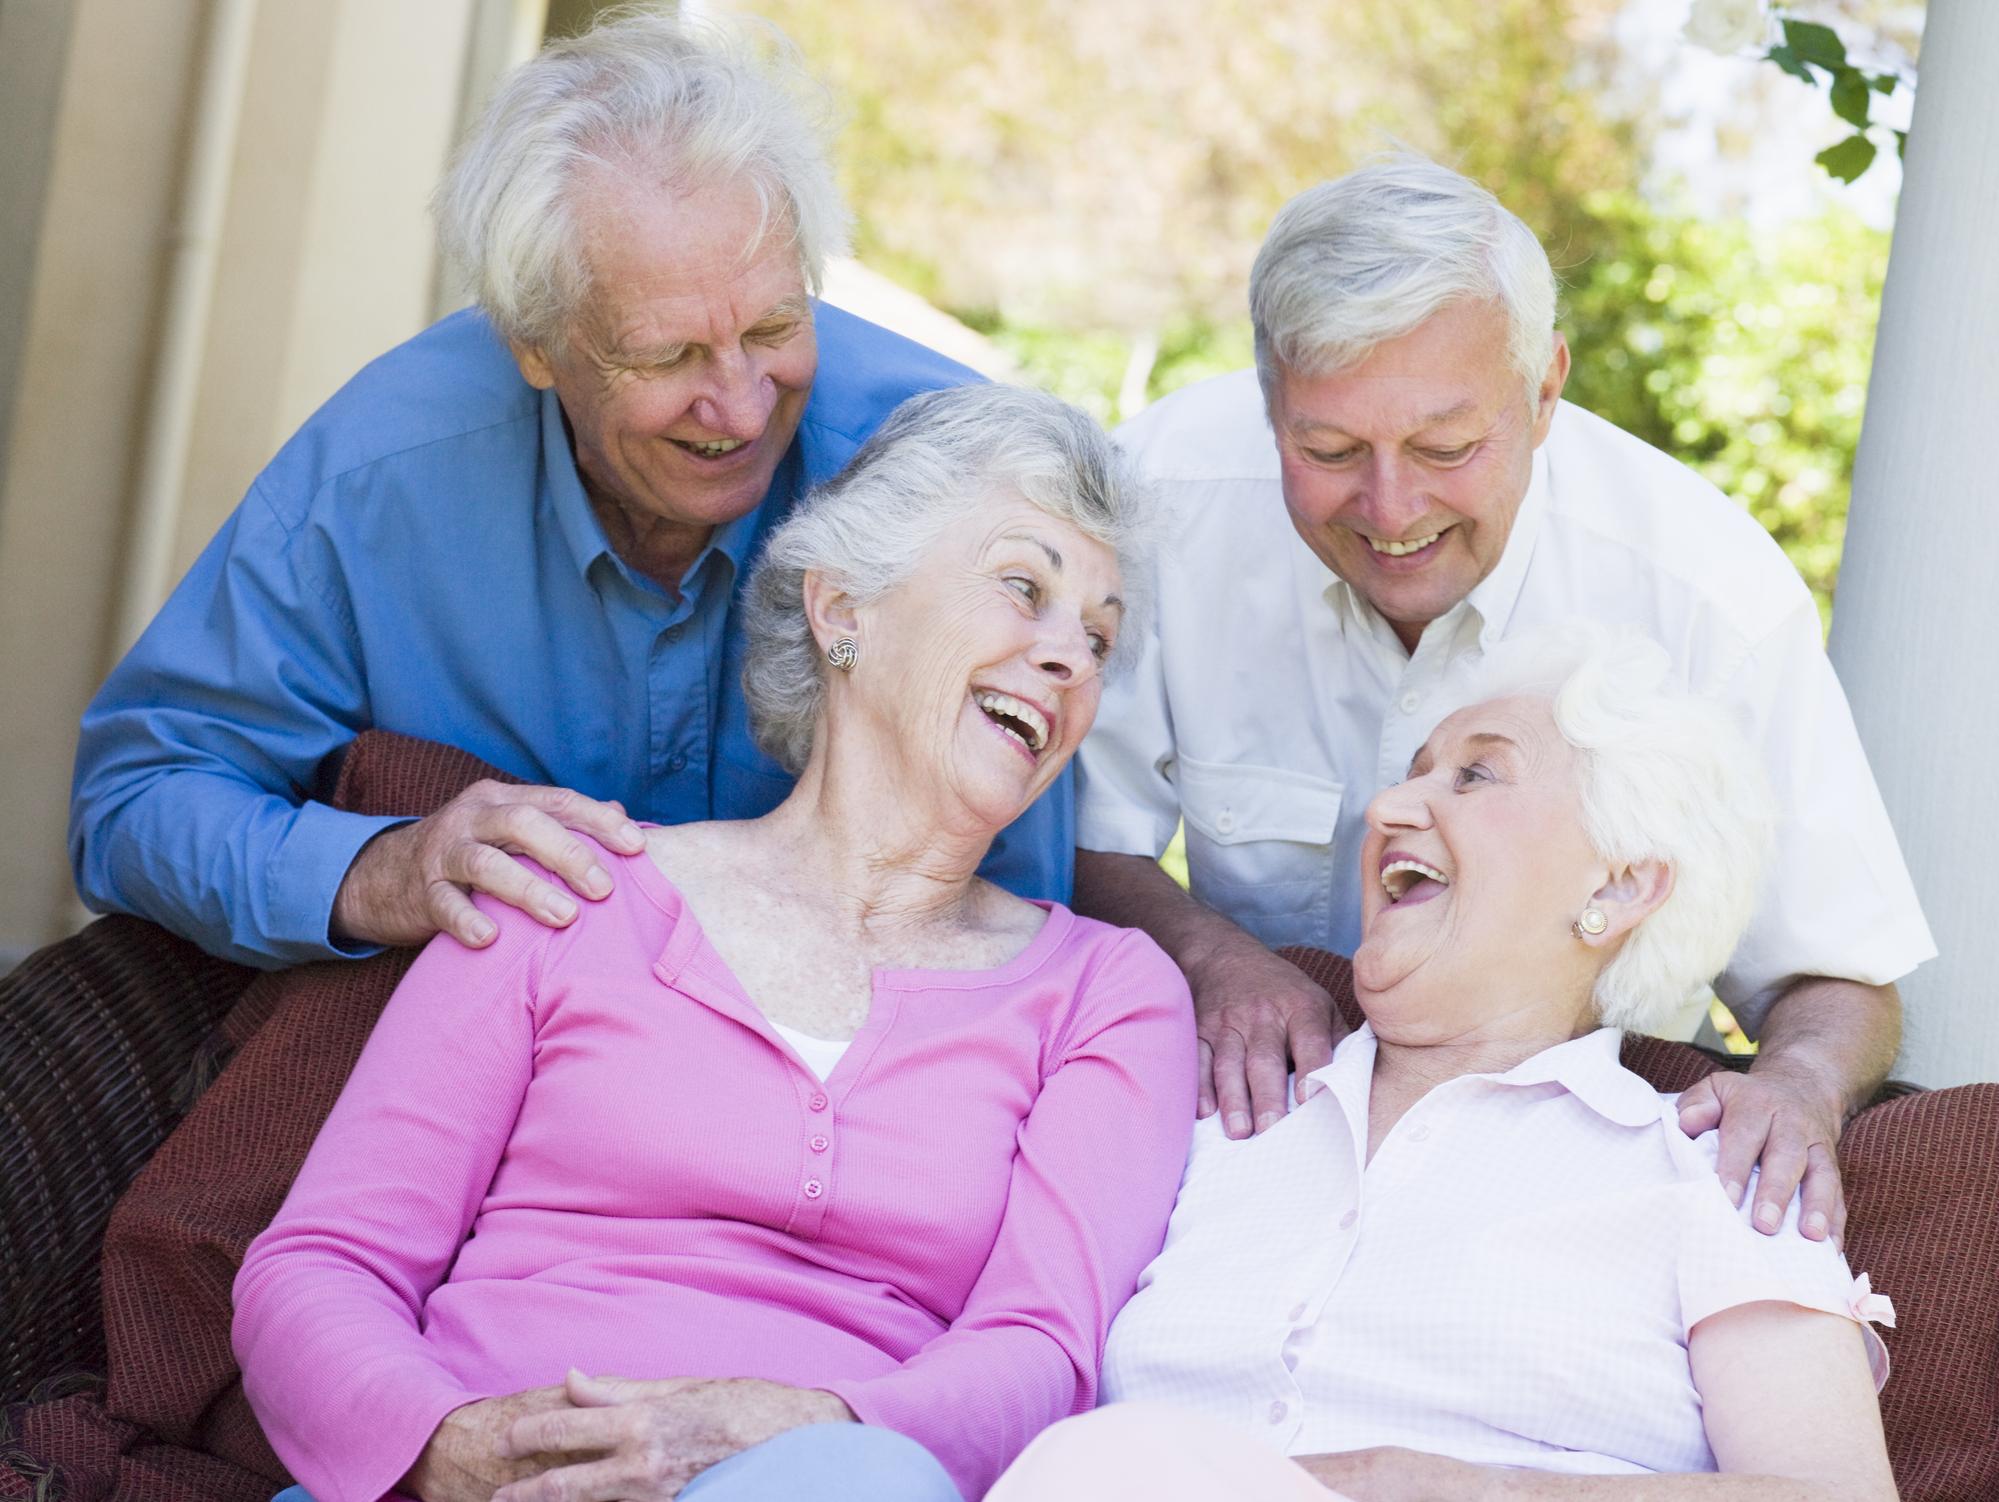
988, 630, 1898, 1502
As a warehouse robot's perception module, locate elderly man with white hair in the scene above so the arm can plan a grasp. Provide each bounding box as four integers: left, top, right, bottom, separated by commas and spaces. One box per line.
70, 11, 1069, 971
1074, 155, 1932, 1243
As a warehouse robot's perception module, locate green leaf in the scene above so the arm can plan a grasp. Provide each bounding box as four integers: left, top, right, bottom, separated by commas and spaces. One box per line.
1816, 133, 1878, 183
1783, 19, 1848, 69
1765, 44, 1816, 82
1830, 69, 1872, 128
1870, 73, 1898, 94
1895, 128, 1909, 160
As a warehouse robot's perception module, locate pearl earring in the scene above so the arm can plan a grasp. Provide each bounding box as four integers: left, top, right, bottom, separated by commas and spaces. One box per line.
1573, 908, 1608, 939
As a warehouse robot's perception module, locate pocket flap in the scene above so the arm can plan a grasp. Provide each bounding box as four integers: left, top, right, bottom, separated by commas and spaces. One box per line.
1177, 757, 1343, 846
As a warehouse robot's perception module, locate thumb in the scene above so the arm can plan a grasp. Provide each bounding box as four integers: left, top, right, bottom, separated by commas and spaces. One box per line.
1677, 1075, 1724, 1136
565, 1369, 634, 1407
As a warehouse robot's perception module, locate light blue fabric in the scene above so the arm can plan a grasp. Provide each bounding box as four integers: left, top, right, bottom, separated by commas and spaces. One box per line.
72, 304, 1074, 968
267, 1422, 961, 1502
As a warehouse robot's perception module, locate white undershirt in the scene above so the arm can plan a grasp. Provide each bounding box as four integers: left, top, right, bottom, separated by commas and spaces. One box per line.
770, 1019, 853, 1081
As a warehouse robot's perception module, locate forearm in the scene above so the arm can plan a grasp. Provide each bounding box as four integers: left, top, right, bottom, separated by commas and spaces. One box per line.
1071, 848, 1266, 975
1747, 977, 1901, 1121
1471, 1466, 1884, 1501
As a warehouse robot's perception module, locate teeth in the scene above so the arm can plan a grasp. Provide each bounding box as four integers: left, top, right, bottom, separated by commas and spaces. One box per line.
975, 690, 1049, 752
1381, 858, 1450, 901
1367, 531, 1442, 557
683, 437, 747, 456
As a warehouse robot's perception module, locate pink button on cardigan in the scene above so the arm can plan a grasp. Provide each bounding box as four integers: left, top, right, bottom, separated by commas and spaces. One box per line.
232, 846, 1196, 1502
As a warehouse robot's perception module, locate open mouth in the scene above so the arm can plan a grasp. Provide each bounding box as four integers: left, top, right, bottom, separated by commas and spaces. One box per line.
1364, 527, 1450, 561
671, 436, 752, 460
973, 689, 1049, 760
1380, 857, 1450, 907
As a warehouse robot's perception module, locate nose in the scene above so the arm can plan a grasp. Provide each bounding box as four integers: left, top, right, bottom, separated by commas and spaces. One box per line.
1359, 451, 1430, 536
1365, 772, 1436, 836
1030, 609, 1102, 687
691, 349, 779, 439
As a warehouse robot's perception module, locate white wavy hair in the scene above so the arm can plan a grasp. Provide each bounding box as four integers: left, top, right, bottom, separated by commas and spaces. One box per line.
742, 384, 1152, 774
433, 6, 850, 350
1435, 627, 1775, 1033
1251, 153, 1559, 409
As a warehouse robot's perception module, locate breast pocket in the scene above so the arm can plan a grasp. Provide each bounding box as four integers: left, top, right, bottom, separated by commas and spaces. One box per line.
1176, 757, 1343, 949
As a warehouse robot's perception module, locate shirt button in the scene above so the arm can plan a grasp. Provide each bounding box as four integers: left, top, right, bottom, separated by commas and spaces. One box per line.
808, 1092, 828, 1112
809, 1135, 829, 1152
1399, 691, 1420, 713
665, 625, 685, 644
803, 1179, 823, 1199
1268, 1400, 1288, 1424
1339, 1208, 1358, 1231
1288, 1302, 1307, 1322
1214, 810, 1237, 835
666, 752, 688, 774
1409, 1124, 1431, 1143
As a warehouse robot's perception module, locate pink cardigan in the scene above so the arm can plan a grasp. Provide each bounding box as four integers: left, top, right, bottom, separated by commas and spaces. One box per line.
232, 844, 1196, 1502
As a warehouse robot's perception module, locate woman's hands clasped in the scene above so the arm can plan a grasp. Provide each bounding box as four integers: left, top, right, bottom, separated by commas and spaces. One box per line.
446, 1371, 856, 1502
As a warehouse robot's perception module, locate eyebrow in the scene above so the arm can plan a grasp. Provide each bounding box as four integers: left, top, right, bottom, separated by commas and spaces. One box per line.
609, 297, 811, 361
1404, 729, 1519, 777
1290, 400, 1480, 440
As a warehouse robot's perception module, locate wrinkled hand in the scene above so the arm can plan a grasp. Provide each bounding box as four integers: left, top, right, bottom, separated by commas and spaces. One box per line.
489, 1371, 855, 1502
1188, 940, 1345, 1139
332, 781, 646, 949
1677, 1066, 1847, 1246
1295, 1445, 1484, 1500
404, 1386, 576, 1502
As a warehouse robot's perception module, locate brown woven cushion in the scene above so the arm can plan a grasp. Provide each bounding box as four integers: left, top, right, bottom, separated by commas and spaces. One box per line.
1280, 944, 1999, 1500
96, 733, 518, 1484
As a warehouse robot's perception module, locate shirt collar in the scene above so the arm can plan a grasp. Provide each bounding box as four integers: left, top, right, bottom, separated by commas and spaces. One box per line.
1313, 418, 1554, 652
541, 385, 787, 596
1304, 1021, 1662, 1132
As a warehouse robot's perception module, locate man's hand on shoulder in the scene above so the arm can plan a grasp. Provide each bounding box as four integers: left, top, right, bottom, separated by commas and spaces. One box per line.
1187, 934, 1346, 1139
332, 781, 647, 950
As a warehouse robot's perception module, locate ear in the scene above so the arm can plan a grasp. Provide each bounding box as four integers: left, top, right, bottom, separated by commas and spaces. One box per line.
511, 340, 557, 391
801, 568, 862, 658
1580, 858, 1673, 947
1529, 333, 1571, 446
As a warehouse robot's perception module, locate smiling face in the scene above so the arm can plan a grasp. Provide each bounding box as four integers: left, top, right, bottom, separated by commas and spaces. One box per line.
1268, 299, 1568, 652
834, 493, 1124, 836
1353, 694, 1608, 1042
514, 172, 817, 564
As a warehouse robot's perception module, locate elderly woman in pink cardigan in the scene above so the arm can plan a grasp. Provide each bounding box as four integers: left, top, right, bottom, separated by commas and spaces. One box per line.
231, 384, 1195, 1502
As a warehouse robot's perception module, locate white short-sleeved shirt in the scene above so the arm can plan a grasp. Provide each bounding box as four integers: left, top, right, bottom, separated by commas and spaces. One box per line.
1101, 1026, 1891, 1475
1078, 370, 1934, 1029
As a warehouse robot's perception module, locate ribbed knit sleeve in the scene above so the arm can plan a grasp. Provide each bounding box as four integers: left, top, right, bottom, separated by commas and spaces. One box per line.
822, 931, 1196, 1498
232, 897, 548, 1502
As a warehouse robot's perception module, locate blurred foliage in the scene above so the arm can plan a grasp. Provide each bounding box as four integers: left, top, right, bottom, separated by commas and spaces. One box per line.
736, 0, 1897, 622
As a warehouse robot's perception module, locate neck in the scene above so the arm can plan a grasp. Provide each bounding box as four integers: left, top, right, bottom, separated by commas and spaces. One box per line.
586, 480, 713, 596
1364, 990, 1597, 1131
754, 733, 1003, 936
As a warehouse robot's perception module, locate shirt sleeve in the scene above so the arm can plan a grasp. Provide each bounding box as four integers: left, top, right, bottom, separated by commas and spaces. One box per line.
821, 931, 1197, 1499
69, 477, 408, 968
1675, 1160, 1892, 1392
1712, 598, 1936, 1029
1074, 581, 1183, 861
231, 893, 549, 1502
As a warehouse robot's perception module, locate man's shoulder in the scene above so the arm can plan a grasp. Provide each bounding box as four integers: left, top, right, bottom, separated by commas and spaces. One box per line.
797, 301, 983, 462
257, 310, 538, 524
1538, 401, 1811, 633
1115, 368, 1277, 484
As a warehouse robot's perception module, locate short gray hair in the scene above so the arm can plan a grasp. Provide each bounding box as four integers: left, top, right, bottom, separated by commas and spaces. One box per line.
433, 6, 849, 350
743, 384, 1150, 774
1443, 628, 1775, 1034
1251, 154, 1558, 408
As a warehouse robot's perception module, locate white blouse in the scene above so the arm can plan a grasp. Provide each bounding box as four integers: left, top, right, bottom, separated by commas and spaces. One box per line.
1102, 1026, 1890, 1476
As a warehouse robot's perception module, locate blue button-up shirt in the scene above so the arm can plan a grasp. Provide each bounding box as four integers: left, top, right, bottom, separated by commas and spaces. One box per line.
71, 305, 1073, 967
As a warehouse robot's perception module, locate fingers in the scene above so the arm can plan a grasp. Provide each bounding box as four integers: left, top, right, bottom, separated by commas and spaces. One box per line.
1675, 1076, 1723, 1138
447, 840, 579, 929
493, 1454, 659, 1502
427, 878, 498, 948
501, 1403, 631, 1460
1243, 1018, 1293, 1134
481, 803, 614, 902
1208, 1027, 1253, 1139
1747, 1134, 1810, 1235
1706, 1083, 1768, 1212
1288, 1005, 1339, 1104
1796, 1142, 1845, 1245
1195, 1038, 1217, 1120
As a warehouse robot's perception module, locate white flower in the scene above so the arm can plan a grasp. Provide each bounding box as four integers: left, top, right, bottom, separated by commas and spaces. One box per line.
1684, 0, 1771, 55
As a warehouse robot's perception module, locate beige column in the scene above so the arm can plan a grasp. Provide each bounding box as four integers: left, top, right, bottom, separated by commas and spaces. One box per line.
1827, 0, 1999, 1087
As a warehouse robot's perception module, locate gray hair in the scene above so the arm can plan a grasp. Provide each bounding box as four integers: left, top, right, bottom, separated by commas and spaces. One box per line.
433, 6, 849, 350
1251, 154, 1558, 408
1441, 628, 1775, 1033
743, 384, 1150, 774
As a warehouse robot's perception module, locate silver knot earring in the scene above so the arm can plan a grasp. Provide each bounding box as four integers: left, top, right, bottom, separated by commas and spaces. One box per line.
1573, 908, 1608, 939
826, 637, 859, 672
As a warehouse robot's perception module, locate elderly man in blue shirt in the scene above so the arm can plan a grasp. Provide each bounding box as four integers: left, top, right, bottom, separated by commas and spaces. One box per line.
70, 13, 1066, 970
